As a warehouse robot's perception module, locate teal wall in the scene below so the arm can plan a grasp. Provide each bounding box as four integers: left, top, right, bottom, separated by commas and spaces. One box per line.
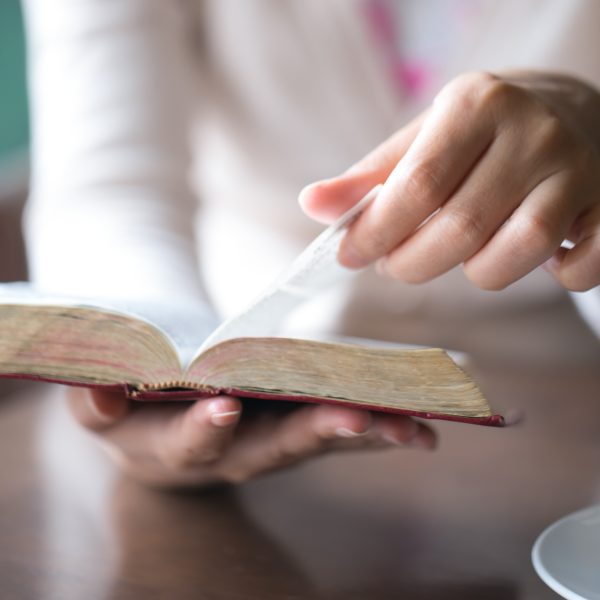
0, 1, 29, 164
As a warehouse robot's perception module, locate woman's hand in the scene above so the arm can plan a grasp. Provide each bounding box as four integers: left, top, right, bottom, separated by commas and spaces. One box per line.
67, 389, 436, 488
300, 71, 600, 291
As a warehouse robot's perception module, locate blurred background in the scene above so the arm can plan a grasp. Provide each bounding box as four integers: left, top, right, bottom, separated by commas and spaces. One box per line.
0, 0, 29, 396
0, 0, 29, 284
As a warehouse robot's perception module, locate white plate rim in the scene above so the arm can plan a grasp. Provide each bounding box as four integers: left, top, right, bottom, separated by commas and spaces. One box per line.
532, 505, 600, 600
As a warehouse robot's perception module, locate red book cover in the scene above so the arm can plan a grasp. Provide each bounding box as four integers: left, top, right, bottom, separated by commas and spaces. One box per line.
0, 372, 506, 427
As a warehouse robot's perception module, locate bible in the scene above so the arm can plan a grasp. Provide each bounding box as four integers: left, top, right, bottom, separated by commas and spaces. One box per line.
0, 189, 504, 426
0, 297, 502, 426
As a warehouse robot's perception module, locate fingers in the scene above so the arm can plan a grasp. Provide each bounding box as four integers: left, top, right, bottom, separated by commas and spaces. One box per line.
374, 110, 580, 283
298, 112, 425, 224
298, 171, 385, 225
305, 71, 600, 293
545, 203, 600, 291
375, 131, 523, 282
372, 413, 437, 450
68, 388, 437, 487
155, 396, 241, 470
67, 388, 130, 431
218, 404, 436, 483
338, 78, 496, 269
463, 170, 588, 289
218, 404, 371, 481
68, 389, 242, 481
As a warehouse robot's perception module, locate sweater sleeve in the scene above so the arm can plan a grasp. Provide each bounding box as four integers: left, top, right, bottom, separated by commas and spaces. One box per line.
22, 0, 208, 309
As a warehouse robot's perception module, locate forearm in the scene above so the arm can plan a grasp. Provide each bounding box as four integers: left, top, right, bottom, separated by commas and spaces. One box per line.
23, 0, 206, 306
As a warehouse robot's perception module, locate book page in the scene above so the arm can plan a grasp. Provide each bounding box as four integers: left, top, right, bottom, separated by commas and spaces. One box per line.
0, 283, 220, 367
195, 186, 382, 355
1, 186, 377, 369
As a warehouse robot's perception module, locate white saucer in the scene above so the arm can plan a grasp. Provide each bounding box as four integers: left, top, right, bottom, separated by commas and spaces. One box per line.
532, 505, 600, 600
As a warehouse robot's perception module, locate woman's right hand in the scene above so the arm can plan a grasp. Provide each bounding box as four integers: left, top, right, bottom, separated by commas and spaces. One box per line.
66, 388, 437, 489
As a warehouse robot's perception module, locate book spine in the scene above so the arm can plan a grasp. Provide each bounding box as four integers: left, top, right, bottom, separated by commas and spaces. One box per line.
0, 373, 219, 399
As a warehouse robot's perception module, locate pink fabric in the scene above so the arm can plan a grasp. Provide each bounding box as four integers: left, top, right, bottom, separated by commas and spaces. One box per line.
361, 0, 484, 100
362, 0, 435, 99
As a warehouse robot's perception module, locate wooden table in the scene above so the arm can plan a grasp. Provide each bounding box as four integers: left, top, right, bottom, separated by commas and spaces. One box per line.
1, 363, 599, 600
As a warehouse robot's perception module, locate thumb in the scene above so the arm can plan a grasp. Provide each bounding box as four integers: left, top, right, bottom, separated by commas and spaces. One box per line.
299, 111, 426, 224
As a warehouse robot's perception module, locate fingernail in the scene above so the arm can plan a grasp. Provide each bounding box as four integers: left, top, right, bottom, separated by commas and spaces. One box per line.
338, 242, 369, 269
198, 400, 241, 427
336, 427, 369, 438
209, 410, 240, 427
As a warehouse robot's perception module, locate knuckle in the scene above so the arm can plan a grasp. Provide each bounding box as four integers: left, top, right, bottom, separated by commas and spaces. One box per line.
535, 112, 569, 151
352, 229, 391, 261
347, 214, 399, 263
512, 213, 561, 255
404, 162, 445, 208
477, 79, 527, 114
435, 71, 498, 109
441, 207, 487, 248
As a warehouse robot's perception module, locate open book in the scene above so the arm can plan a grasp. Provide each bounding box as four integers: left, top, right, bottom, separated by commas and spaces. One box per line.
0, 190, 504, 427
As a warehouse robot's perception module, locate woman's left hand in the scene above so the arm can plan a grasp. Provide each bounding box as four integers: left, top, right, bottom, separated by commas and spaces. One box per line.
300, 71, 600, 291
66, 388, 435, 489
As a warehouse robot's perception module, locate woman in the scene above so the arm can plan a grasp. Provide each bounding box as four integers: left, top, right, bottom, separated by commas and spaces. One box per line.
22, 0, 600, 487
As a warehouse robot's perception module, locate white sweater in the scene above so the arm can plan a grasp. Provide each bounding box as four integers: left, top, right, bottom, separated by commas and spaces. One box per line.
22, 0, 600, 365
